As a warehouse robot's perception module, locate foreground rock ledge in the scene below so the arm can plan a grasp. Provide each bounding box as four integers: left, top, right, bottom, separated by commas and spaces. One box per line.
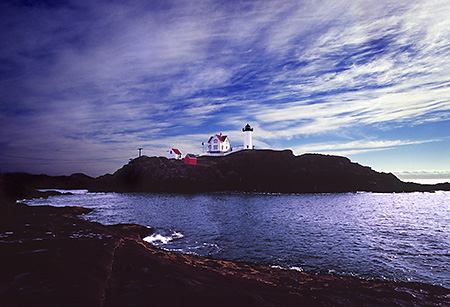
1, 202, 449, 307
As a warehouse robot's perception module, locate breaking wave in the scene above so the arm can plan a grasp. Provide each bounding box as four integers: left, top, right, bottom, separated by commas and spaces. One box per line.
143, 231, 184, 245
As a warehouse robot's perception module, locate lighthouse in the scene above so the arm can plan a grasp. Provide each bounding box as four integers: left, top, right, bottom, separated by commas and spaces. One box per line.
242, 123, 253, 149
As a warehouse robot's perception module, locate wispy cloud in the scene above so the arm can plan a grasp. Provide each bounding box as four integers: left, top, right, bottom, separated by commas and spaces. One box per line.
290, 139, 437, 156
1, 0, 450, 175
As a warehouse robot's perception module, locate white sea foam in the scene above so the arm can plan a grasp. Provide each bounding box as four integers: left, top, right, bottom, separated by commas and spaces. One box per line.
290, 266, 304, 272
143, 231, 184, 245
270, 265, 304, 272
37, 189, 89, 195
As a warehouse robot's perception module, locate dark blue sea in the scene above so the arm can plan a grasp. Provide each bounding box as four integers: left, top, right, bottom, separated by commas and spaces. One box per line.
25, 190, 450, 288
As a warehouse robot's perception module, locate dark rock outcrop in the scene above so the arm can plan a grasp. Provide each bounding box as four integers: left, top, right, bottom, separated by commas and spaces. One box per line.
94, 156, 225, 193
1, 150, 449, 195
92, 150, 450, 193
0, 172, 95, 203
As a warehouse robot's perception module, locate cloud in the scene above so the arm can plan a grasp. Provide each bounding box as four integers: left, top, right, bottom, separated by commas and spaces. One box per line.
1, 0, 450, 175
251, 82, 450, 139
242, 0, 450, 139
290, 139, 437, 156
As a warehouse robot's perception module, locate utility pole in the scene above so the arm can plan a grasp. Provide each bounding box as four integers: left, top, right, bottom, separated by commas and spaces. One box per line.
137, 147, 143, 157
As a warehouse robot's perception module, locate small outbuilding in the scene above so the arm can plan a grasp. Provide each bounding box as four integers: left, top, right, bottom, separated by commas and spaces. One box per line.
167, 148, 182, 160
184, 154, 197, 165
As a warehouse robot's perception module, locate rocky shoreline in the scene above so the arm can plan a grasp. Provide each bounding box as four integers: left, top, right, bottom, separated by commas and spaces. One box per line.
2, 150, 450, 306
1, 198, 449, 306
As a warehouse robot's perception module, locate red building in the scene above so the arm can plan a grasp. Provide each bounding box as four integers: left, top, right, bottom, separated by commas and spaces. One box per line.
184, 154, 197, 165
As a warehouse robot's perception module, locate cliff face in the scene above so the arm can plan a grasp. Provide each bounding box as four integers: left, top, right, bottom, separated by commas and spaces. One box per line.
92, 150, 450, 193
214, 150, 402, 193
94, 156, 225, 193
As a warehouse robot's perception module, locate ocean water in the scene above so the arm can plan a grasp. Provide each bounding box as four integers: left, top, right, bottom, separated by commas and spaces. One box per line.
25, 191, 450, 288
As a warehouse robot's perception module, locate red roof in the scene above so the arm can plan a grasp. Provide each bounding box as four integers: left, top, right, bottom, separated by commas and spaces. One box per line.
217, 134, 228, 142
172, 148, 182, 155
208, 134, 228, 143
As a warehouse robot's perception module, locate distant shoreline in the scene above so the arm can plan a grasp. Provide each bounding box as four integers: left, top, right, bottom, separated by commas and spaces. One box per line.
398, 178, 450, 185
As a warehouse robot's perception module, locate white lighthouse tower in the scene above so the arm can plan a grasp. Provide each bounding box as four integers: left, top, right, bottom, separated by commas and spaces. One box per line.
242, 123, 253, 149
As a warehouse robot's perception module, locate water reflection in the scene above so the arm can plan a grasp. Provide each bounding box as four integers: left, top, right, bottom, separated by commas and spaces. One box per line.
25, 191, 450, 288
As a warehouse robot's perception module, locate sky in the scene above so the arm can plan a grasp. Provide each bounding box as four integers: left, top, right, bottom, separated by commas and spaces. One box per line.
1, 0, 450, 179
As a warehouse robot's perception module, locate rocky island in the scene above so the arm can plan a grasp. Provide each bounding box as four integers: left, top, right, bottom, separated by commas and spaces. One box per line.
1, 150, 450, 306
94, 149, 450, 193
3, 150, 449, 195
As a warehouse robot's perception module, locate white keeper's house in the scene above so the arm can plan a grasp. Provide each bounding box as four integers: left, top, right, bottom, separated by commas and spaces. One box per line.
206, 133, 230, 154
